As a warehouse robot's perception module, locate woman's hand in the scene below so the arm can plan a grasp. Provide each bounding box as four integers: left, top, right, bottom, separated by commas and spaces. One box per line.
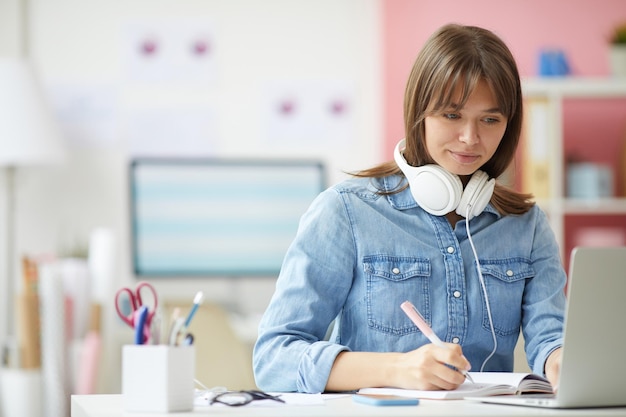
545, 347, 562, 391
325, 343, 471, 392
389, 343, 471, 391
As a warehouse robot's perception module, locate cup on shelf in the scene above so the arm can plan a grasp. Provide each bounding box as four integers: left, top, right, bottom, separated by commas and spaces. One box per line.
538, 49, 571, 77
566, 162, 613, 199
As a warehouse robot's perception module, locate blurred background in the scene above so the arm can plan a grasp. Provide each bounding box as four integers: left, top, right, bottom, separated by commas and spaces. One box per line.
0, 1, 625, 415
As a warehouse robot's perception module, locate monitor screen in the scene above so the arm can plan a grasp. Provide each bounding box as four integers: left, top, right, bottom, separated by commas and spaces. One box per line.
129, 158, 326, 277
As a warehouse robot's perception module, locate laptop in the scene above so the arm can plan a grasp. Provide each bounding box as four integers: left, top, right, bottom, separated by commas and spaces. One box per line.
469, 246, 626, 408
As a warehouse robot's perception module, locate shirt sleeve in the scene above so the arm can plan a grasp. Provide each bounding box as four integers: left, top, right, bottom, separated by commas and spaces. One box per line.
253, 188, 356, 393
521, 206, 566, 376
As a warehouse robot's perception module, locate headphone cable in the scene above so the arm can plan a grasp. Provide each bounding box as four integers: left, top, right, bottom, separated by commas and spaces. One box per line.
465, 204, 498, 372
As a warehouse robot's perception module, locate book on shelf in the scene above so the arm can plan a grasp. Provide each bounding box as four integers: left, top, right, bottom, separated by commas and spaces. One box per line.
358, 372, 553, 400
521, 97, 552, 199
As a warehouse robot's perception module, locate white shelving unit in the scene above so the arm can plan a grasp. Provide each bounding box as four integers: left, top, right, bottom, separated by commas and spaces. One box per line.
521, 77, 626, 260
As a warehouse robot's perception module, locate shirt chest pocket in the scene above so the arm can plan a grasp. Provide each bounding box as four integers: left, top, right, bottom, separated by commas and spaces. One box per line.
479, 258, 534, 336
363, 256, 431, 335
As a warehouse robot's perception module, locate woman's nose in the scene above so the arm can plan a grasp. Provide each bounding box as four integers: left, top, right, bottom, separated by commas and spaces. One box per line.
459, 121, 479, 145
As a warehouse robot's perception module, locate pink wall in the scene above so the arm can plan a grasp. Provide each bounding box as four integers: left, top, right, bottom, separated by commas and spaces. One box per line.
382, 0, 626, 264
382, 0, 626, 159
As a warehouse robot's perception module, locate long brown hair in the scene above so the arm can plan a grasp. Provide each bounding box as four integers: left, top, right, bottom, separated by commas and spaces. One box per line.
355, 24, 533, 215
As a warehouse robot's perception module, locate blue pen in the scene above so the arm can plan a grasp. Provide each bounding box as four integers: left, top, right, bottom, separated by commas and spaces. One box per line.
134, 305, 149, 345
184, 291, 204, 328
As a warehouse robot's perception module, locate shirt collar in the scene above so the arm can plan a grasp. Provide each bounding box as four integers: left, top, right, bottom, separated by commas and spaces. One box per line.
382, 174, 501, 219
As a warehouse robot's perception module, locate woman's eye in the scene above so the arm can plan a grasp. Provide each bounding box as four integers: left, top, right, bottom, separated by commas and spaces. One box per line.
483, 116, 502, 124
443, 113, 460, 120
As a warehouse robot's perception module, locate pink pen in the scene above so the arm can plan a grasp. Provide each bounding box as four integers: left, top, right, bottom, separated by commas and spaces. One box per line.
400, 300, 475, 384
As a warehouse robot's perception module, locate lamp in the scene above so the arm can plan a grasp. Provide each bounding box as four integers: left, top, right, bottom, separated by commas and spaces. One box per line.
0, 59, 64, 165
0, 57, 65, 363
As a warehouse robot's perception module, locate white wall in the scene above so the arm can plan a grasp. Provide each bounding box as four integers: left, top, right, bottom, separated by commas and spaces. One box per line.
2, 0, 382, 392
0, 0, 23, 371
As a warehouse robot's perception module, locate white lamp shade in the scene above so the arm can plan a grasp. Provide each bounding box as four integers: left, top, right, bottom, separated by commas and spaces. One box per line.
0, 57, 65, 166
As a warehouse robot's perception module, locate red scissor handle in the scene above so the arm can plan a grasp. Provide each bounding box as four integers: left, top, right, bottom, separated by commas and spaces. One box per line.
115, 287, 138, 328
134, 281, 159, 313
115, 282, 159, 342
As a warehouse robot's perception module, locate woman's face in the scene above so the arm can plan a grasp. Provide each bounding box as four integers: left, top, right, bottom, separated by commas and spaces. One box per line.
424, 79, 507, 181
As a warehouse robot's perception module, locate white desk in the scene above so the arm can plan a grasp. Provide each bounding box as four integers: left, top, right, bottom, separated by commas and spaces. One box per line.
71, 394, 626, 417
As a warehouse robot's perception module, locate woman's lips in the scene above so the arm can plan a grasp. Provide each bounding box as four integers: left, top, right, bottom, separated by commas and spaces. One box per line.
451, 151, 480, 165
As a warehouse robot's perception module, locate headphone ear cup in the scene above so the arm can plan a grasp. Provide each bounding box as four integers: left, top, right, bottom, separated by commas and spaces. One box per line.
394, 140, 464, 216
409, 166, 463, 216
456, 171, 495, 220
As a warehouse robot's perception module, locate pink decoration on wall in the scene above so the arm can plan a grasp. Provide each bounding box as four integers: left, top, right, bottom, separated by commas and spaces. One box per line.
140, 38, 158, 56
330, 100, 347, 116
279, 99, 296, 116
192, 39, 210, 56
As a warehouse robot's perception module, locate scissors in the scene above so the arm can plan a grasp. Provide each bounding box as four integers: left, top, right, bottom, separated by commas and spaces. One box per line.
115, 281, 158, 344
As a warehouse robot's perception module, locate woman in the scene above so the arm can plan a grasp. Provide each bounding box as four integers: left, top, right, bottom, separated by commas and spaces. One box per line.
253, 23, 565, 394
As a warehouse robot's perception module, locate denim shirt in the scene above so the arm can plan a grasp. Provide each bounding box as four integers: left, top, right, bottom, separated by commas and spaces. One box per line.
253, 175, 566, 393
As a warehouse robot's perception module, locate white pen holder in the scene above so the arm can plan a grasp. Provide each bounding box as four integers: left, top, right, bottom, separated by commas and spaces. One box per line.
122, 345, 195, 413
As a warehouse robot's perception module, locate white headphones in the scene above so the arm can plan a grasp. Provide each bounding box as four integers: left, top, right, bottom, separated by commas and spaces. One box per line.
393, 139, 495, 220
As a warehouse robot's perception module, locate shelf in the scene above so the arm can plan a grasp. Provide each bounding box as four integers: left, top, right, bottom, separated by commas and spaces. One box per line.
521, 78, 626, 263
563, 198, 626, 214
522, 77, 626, 98
537, 198, 626, 215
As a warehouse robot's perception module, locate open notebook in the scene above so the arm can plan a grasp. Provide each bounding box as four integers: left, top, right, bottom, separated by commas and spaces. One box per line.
359, 372, 552, 400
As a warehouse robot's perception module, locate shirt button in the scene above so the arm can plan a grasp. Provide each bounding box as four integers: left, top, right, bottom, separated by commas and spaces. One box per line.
453, 290, 462, 298
447, 247, 455, 254
392, 267, 400, 274
506, 270, 514, 277
452, 337, 460, 344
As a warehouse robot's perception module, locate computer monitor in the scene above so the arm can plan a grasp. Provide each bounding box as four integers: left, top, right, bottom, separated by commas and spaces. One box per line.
129, 158, 326, 277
